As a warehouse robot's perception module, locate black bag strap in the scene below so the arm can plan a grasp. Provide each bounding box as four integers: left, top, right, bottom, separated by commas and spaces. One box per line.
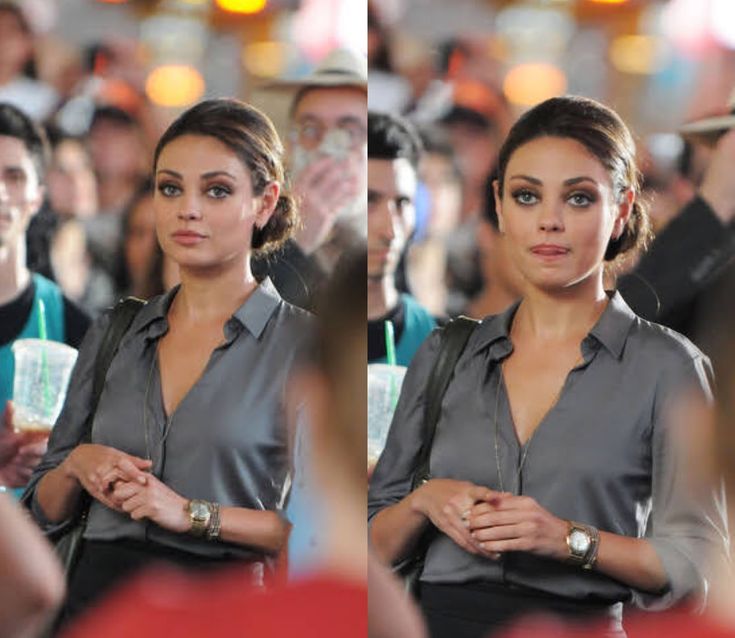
411, 316, 479, 489
81, 297, 146, 444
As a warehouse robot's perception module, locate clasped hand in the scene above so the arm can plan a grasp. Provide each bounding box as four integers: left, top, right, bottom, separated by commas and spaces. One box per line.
416, 480, 568, 561
468, 494, 569, 561
65, 444, 189, 533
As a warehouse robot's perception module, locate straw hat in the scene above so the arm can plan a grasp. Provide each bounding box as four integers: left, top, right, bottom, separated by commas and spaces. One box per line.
679, 88, 735, 145
263, 48, 367, 91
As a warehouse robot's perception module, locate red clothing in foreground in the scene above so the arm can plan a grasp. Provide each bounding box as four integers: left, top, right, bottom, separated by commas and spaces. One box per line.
502, 606, 735, 638
63, 568, 367, 638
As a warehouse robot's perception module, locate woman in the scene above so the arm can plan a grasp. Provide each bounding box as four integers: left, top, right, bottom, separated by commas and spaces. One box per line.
368, 96, 727, 638
25, 98, 307, 626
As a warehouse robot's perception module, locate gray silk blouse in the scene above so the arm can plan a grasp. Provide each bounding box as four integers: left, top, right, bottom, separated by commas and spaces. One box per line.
368, 291, 728, 611
27, 278, 311, 562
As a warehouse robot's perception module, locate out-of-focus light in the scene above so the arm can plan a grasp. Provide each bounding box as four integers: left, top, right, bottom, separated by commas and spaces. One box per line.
95, 0, 127, 3
662, 0, 713, 54
503, 63, 567, 107
588, 0, 629, 4
145, 65, 205, 108
610, 35, 667, 75
242, 42, 288, 77
711, 0, 735, 49
216, 0, 267, 14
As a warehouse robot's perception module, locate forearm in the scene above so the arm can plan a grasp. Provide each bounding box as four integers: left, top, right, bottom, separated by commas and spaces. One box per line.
0, 495, 65, 638
218, 507, 290, 555
35, 459, 83, 524
593, 532, 668, 594
369, 492, 430, 565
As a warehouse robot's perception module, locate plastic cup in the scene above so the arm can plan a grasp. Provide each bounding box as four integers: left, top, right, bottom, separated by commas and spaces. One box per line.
11, 339, 78, 440
368, 363, 408, 470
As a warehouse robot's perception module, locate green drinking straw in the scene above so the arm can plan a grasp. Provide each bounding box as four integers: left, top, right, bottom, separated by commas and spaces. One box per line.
37, 298, 53, 415
384, 320, 399, 408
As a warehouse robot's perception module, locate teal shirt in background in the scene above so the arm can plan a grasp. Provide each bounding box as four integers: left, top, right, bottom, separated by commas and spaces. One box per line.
374, 294, 436, 367
0, 274, 66, 408
0, 274, 65, 499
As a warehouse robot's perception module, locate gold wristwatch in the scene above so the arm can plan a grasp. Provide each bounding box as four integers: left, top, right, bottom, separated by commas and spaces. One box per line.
187, 499, 213, 537
565, 520, 600, 570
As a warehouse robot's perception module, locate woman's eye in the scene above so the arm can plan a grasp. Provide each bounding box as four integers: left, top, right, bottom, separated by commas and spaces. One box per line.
207, 185, 231, 199
568, 192, 594, 207
512, 190, 538, 205
158, 183, 180, 197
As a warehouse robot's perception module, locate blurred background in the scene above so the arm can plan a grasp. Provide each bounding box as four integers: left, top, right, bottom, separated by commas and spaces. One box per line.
367, 0, 735, 318
2, 0, 364, 317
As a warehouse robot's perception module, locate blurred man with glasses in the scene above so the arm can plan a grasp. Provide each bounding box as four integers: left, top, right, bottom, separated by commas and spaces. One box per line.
254, 48, 367, 312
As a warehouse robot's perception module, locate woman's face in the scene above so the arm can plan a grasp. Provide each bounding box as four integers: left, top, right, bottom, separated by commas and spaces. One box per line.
495, 136, 631, 293
153, 134, 276, 273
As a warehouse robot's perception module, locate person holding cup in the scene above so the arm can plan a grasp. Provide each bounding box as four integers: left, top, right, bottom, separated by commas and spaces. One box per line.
24, 98, 311, 628
0, 103, 91, 491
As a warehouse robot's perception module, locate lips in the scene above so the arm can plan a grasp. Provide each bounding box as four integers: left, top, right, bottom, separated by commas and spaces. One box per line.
530, 244, 569, 256
171, 230, 206, 246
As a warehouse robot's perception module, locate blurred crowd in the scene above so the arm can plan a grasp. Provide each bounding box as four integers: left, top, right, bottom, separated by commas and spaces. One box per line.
366, 0, 735, 358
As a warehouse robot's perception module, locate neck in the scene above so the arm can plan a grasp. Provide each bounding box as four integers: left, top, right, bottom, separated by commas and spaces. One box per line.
0, 239, 31, 306
514, 272, 607, 343
367, 275, 399, 320
173, 258, 257, 324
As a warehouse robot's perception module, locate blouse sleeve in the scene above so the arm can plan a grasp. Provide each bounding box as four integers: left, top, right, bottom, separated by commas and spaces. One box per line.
368, 329, 442, 525
634, 353, 729, 610
22, 312, 112, 532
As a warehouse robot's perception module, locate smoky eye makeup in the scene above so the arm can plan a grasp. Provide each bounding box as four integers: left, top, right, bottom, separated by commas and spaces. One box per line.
510, 188, 539, 205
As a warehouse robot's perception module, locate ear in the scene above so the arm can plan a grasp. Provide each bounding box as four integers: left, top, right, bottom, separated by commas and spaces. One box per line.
612, 189, 634, 240
254, 181, 281, 229
492, 179, 505, 234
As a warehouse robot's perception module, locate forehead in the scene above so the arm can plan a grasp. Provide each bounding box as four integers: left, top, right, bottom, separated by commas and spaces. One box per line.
293, 86, 367, 124
506, 136, 611, 184
368, 157, 416, 194
156, 134, 248, 176
0, 134, 35, 170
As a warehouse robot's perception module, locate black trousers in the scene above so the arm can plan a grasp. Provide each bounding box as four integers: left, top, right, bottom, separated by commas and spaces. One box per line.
419, 582, 619, 638
57, 540, 260, 634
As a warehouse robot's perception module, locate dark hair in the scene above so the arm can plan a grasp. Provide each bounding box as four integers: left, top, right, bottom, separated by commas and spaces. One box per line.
0, 102, 50, 181
153, 98, 297, 256
367, 111, 422, 170
496, 96, 651, 263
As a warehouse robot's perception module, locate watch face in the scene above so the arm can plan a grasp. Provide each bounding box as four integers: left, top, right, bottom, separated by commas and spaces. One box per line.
569, 529, 591, 554
191, 501, 210, 520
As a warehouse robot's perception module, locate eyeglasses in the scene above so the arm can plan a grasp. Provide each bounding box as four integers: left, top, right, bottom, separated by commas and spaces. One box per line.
290, 119, 367, 152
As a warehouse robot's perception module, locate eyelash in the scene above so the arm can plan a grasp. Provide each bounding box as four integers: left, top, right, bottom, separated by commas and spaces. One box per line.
510, 189, 596, 208
156, 182, 232, 199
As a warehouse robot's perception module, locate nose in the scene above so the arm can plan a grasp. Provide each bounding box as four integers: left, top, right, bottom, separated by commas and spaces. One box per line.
375, 200, 399, 243
0, 179, 8, 204
177, 192, 202, 221
537, 199, 564, 233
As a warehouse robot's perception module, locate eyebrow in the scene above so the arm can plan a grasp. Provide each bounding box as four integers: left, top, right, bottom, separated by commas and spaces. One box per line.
508, 175, 599, 186
155, 169, 237, 180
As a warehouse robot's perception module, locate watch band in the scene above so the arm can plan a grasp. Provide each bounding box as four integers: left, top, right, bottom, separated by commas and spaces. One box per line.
187, 499, 213, 538
582, 525, 600, 570
566, 521, 600, 569
206, 503, 222, 541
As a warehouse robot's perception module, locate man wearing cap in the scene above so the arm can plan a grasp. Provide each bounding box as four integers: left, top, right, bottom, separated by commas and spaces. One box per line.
0, 103, 90, 491
618, 101, 735, 346
253, 48, 367, 312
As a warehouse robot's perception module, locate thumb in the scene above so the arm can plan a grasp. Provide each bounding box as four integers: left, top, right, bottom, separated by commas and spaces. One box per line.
3, 401, 14, 432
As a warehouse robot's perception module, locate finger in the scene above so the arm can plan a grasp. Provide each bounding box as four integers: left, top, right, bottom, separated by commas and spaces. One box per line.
112, 481, 142, 502
127, 456, 153, 471
468, 486, 499, 502
117, 458, 150, 484
3, 401, 13, 431
472, 523, 527, 543
295, 156, 339, 190
479, 538, 531, 553
441, 505, 481, 554
469, 510, 523, 531
438, 521, 481, 555
18, 441, 48, 457
120, 490, 147, 515
129, 502, 151, 521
